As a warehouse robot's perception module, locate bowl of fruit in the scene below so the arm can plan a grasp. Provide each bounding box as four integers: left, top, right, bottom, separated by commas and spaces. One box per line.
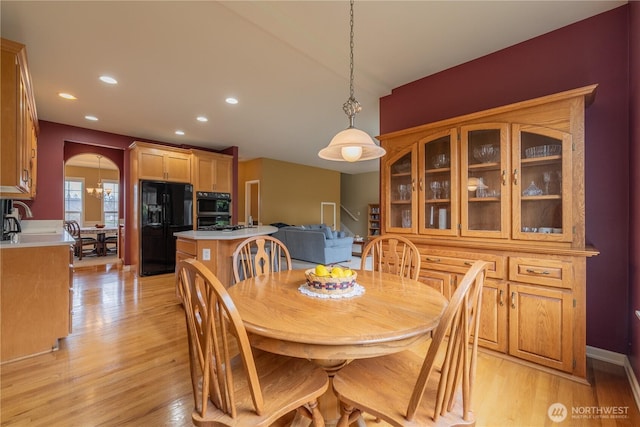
304, 265, 357, 295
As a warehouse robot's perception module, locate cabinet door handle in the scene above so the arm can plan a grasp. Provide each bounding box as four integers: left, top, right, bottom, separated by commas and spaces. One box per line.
526, 268, 550, 275
502, 170, 507, 186
513, 169, 519, 185
511, 291, 516, 309
499, 289, 504, 306
22, 168, 29, 183
412, 178, 415, 192
419, 178, 423, 192
426, 257, 441, 263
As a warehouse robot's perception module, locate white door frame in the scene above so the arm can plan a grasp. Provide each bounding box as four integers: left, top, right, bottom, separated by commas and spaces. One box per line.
321, 202, 336, 230
244, 180, 260, 225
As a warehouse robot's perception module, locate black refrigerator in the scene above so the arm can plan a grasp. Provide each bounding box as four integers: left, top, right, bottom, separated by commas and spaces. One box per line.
140, 181, 193, 276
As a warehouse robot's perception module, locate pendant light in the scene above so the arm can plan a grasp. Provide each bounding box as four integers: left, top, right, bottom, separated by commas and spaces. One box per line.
86, 155, 112, 199
318, 0, 385, 162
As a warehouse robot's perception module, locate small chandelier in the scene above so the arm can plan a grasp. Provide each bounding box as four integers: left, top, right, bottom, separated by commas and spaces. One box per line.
318, 0, 385, 162
86, 155, 112, 199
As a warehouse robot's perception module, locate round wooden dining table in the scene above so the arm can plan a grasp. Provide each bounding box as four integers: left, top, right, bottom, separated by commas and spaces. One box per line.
227, 268, 448, 426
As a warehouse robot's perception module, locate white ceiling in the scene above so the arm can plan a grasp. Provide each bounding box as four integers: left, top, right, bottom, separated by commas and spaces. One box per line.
1, 1, 626, 174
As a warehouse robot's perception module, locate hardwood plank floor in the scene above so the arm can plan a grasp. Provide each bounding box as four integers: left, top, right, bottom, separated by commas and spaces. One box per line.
1, 264, 638, 426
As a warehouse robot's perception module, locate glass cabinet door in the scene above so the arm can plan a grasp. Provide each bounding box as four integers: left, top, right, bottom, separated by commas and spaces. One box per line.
512, 124, 572, 241
385, 146, 416, 233
460, 123, 510, 238
419, 129, 458, 235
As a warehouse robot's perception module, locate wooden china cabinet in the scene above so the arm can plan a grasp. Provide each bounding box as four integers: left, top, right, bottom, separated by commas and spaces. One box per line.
378, 85, 598, 381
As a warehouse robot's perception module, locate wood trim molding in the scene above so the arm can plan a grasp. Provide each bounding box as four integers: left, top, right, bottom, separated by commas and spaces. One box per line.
586, 346, 640, 414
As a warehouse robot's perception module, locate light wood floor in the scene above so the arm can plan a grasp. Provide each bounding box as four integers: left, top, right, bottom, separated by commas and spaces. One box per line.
1, 264, 638, 426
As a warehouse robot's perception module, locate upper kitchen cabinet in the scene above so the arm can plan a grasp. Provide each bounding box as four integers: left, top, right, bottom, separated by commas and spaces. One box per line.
191, 149, 232, 193
130, 141, 191, 183
1, 38, 38, 199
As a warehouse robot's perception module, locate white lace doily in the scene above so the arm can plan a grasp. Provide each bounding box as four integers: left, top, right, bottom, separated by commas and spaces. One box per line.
298, 283, 365, 299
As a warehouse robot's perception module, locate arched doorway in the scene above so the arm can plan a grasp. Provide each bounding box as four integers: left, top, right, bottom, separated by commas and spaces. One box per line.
64, 154, 120, 227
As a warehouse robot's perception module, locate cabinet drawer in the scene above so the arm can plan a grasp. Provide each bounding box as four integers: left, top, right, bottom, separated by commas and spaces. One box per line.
176, 238, 197, 257
509, 257, 573, 289
421, 249, 504, 279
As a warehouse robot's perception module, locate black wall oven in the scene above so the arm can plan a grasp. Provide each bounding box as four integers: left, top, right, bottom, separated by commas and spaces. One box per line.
196, 192, 231, 229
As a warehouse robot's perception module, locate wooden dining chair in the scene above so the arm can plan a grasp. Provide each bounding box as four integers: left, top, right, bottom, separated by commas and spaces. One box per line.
176, 259, 328, 427
231, 235, 292, 284
360, 234, 421, 280
333, 260, 490, 427
104, 233, 118, 254
64, 220, 97, 260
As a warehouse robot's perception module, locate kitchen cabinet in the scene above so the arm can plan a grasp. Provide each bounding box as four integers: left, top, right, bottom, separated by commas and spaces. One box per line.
191, 149, 232, 193
1, 38, 38, 199
1, 243, 73, 363
378, 85, 598, 381
131, 141, 191, 183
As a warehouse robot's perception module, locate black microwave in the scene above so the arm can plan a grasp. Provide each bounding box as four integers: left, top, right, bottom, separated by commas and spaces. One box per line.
196, 192, 231, 216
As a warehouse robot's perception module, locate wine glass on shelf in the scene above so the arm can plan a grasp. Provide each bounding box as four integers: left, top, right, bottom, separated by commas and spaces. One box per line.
543, 171, 551, 195
429, 181, 441, 199
442, 180, 450, 199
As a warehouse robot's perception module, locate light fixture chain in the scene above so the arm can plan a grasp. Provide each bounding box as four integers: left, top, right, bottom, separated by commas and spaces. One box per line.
343, 0, 361, 127
349, 0, 355, 100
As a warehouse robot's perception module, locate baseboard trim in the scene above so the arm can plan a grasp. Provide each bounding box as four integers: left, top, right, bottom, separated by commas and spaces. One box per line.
586, 346, 640, 413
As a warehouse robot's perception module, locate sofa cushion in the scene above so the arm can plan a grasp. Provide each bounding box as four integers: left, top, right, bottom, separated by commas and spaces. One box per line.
323, 226, 334, 240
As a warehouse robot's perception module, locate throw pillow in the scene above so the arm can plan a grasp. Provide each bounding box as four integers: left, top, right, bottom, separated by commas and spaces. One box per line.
322, 226, 333, 239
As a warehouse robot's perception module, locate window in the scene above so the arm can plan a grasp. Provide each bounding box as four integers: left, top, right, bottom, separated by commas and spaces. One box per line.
102, 180, 119, 227
64, 178, 84, 223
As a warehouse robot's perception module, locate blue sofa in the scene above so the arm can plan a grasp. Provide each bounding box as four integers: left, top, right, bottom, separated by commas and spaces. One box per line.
271, 224, 353, 265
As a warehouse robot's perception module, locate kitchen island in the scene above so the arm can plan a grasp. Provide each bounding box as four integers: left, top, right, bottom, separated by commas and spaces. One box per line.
0, 224, 74, 363
173, 225, 278, 287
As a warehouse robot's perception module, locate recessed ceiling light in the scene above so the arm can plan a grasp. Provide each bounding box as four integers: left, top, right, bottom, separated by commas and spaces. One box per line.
175, 130, 185, 136
196, 116, 208, 122
99, 75, 118, 84
59, 92, 77, 100
225, 97, 238, 105
85, 115, 98, 121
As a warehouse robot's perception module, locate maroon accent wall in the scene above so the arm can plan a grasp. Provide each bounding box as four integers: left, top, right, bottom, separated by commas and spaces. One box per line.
629, 0, 640, 383
380, 6, 631, 355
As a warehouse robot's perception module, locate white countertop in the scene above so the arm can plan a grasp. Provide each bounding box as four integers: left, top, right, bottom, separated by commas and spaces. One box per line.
173, 225, 278, 240
0, 230, 75, 249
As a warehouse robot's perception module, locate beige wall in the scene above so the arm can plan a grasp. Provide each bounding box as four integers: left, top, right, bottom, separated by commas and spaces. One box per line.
340, 171, 379, 238
238, 158, 379, 234
238, 158, 341, 227
64, 165, 118, 225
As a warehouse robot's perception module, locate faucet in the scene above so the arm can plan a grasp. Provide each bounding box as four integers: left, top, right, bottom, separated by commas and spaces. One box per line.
12, 201, 33, 220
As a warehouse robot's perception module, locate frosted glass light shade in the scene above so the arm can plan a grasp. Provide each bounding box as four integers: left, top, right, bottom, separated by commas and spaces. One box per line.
318, 128, 386, 162
341, 146, 363, 162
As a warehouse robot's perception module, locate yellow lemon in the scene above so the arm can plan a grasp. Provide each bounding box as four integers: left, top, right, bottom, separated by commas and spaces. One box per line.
331, 266, 345, 277
343, 269, 354, 277
315, 264, 330, 277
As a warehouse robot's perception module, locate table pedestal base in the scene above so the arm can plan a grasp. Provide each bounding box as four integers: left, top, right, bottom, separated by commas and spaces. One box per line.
290, 359, 366, 427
